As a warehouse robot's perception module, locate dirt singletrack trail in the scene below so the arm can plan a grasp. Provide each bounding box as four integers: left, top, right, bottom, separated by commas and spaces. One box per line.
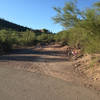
0, 45, 100, 100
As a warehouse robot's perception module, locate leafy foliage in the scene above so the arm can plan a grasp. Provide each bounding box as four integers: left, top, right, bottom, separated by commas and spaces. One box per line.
53, 0, 82, 28
0, 29, 55, 52
0, 18, 55, 52
53, 0, 100, 54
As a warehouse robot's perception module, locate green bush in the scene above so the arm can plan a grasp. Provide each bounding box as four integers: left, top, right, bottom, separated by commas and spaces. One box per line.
19, 30, 36, 45
0, 29, 55, 52
0, 30, 15, 51
37, 33, 55, 44
53, 0, 100, 54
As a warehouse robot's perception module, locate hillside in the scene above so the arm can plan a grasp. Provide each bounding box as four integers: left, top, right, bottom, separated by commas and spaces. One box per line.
0, 18, 32, 31
0, 18, 47, 34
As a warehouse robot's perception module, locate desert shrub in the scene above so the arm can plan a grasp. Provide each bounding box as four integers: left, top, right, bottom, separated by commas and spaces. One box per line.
37, 33, 55, 44
53, 0, 100, 54
0, 29, 15, 51
19, 30, 36, 46
54, 30, 69, 46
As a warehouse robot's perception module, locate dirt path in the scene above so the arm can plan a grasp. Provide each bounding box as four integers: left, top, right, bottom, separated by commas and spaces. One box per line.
0, 46, 100, 99
0, 47, 81, 83
0, 66, 100, 100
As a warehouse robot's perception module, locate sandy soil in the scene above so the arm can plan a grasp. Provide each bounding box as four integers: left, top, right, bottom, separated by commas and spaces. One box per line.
0, 44, 100, 95
0, 66, 100, 100
74, 54, 100, 92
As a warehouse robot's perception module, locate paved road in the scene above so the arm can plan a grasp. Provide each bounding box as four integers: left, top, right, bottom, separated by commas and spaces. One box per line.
0, 66, 99, 100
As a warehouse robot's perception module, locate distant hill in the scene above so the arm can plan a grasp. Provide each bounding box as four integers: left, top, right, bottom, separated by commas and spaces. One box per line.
0, 18, 51, 34
0, 18, 33, 31
0, 18, 53, 36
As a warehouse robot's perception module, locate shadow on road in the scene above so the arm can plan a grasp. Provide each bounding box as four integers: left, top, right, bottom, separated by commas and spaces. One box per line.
11, 48, 65, 56
0, 55, 66, 62
0, 48, 66, 62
